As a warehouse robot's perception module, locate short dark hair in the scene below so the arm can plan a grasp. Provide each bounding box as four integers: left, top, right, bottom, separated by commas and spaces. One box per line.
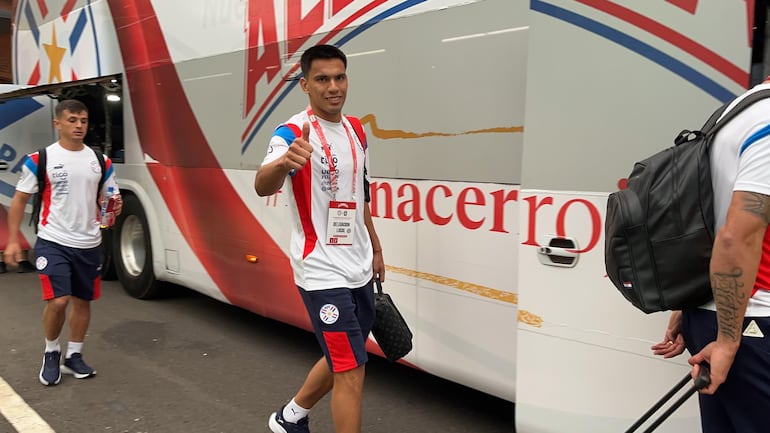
300, 44, 347, 77
55, 99, 88, 118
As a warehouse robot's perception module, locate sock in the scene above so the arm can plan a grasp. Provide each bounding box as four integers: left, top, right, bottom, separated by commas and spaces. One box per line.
282, 398, 310, 423
66, 342, 83, 359
44, 339, 60, 353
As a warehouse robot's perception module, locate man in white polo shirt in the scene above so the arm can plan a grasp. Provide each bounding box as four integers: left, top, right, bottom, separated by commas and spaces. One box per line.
4, 99, 121, 386
255, 45, 385, 433
652, 79, 770, 432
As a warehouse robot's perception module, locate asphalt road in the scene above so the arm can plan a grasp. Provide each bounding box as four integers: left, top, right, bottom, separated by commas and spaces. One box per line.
0, 269, 515, 433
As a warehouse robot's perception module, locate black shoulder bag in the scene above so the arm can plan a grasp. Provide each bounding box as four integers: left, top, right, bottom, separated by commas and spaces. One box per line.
372, 278, 413, 362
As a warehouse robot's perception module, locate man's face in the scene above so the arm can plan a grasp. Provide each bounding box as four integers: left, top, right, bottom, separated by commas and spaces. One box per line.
301, 58, 347, 122
54, 109, 88, 143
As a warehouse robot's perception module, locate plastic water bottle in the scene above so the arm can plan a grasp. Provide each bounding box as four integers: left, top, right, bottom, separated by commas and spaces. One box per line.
100, 186, 116, 228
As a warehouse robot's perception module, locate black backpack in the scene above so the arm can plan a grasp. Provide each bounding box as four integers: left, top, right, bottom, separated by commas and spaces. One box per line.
604, 89, 770, 313
29, 147, 106, 233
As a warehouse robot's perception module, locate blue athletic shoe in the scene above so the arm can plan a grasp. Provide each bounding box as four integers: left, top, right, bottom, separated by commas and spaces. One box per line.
268, 406, 310, 433
61, 353, 96, 379
39, 351, 61, 386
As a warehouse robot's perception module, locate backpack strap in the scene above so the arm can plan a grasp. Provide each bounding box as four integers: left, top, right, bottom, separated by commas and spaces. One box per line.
344, 115, 370, 202
29, 147, 47, 233
95, 149, 107, 205
675, 89, 770, 147
707, 89, 770, 136
345, 115, 367, 149
36, 148, 47, 199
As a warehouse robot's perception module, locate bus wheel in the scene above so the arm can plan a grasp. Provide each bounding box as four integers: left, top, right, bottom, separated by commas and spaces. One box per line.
113, 194, 163, 299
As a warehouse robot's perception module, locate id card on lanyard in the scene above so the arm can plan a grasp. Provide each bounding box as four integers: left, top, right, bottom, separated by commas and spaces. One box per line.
307, 107, 360, 246
326, 201, 357, 245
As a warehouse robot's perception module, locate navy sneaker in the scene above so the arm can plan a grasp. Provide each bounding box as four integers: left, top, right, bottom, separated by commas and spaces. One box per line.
61, 353, 96, 379
268, 406, 310, 433
39, 350, 61, 386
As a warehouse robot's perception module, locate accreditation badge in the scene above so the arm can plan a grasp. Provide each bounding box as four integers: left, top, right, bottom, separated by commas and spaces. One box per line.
326, 201, 357, 245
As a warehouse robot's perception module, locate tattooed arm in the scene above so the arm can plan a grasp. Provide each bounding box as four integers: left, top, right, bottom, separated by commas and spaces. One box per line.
689, 191, 770, 394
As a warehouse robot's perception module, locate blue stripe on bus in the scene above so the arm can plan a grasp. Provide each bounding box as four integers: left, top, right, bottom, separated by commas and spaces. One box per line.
86, 4, 102, 76
530, 0, 737, 103
24, 2, 39, 45
0, 180, 16, 199
70, 9, 88, 52
240, 0, 428, 154
0, 98, 45, 130
337, 0, 427, 46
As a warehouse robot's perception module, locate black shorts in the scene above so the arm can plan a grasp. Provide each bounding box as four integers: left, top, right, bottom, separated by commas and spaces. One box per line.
34, 238, 102, 301
298, 281, 375, 373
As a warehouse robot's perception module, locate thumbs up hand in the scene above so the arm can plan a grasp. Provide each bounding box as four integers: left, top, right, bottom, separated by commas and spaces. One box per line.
283, 122, 313, 171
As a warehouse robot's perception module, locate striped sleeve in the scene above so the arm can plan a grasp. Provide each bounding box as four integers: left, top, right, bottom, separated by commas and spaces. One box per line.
16, 153, 40, 194
736, 125, 770, 196
261, 123, 300, 168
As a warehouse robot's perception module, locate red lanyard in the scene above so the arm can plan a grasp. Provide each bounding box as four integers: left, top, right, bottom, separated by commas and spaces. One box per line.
306, 107, 359, 198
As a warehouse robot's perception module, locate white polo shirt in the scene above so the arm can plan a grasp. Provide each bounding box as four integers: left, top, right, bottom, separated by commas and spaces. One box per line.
261, 111, 373, 291
16, 142, 118, 249
708, 83, 770, 316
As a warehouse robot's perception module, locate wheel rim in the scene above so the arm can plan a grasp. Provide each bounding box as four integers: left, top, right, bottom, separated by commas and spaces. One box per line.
119, 215, 146, 277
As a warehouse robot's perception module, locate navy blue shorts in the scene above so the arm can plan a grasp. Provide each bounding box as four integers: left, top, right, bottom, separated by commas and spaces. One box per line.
682, 308, 770, 433
298, 281, 375, 373
34, 238, 102, 301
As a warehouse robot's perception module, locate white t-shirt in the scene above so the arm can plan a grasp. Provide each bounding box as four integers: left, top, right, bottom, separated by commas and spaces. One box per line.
708, 83, 770, 315
16, 142, 119, 249
261, 111, 372, 291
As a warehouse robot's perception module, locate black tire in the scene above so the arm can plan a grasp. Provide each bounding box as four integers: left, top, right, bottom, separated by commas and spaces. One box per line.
113, 194, 163, 299
100, 228, 118, 280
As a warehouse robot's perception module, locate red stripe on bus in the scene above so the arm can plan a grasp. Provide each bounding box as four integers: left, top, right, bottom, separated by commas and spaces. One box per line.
61, 0, 78, 22
108, 0, 309, 330
241, 0, 389, 142
578, 0, 749, 87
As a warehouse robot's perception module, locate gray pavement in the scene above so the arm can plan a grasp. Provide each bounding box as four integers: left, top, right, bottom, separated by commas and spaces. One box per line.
0, 270, 515, 433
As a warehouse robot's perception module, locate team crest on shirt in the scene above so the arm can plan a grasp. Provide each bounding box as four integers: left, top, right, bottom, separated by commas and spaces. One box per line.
319, 304, 340, 324
91, 160, 101, 174
36, 256, 48, 270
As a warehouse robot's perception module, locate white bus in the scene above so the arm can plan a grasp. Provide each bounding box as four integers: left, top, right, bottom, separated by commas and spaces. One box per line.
0, 1, 767, 431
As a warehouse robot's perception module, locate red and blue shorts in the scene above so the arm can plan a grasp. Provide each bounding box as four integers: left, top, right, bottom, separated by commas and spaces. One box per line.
298, 281, 375, 373
34, 238, 102, 301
